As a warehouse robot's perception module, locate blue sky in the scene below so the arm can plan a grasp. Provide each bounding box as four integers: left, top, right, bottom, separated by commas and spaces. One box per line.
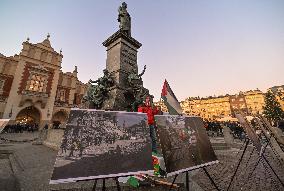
1, 0, 284, 101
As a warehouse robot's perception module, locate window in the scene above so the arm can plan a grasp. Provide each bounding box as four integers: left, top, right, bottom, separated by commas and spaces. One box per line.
26, 73, 47, 92
57, 89, 65, 102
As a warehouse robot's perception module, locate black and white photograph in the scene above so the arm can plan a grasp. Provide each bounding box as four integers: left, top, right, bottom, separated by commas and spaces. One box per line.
155, 115, 218, 176
50, 109, 153, 184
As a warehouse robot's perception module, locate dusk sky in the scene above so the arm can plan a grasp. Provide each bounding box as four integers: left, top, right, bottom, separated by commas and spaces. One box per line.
1, 0, 284, 101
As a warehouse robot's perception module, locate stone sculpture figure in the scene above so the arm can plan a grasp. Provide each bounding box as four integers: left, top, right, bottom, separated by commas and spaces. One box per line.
118, 2, 131, 36
125, 65, 152, 111
84, 69, 115, 109
89, 69, 114, 88
127, 65, 146, 89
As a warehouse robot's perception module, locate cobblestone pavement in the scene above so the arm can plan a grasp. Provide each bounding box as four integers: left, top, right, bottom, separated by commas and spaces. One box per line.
192, 142, 284, 191
0, 147, 20, 191
0, 133, 188, 191
0, 132, 39, 142
1, 133, 283, 191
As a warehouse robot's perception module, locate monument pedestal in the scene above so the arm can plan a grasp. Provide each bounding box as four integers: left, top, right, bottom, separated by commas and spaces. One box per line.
102, 30, 142, 110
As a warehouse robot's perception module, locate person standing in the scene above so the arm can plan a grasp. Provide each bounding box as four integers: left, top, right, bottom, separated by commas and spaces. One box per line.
138, 96, 160, 153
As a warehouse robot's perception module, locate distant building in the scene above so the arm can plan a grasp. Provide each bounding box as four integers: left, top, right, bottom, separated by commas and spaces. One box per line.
0, 35, 88, 128
180, 96, 231, 120
154, 100, 168, 113
244, 89, 265, 115
229, 93, 248, 116
159, 87, 284, 121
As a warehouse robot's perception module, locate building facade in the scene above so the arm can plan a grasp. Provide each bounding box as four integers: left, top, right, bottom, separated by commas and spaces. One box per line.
244, 89, 265, 115
154, 100, 168, 113
161, 89, 272, 121
180, 96, 231, 120
229, 93, 248, 116
0, 35, 88, 128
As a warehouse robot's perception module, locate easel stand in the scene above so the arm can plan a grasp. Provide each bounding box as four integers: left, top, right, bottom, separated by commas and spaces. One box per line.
185, 171, 189, 191
226, 139, 250, 191
261, 155, 284, 188
245, 134, 284, 188
168, 168, 220, 191
203, 167, 221, 191
92, 178, 121, 191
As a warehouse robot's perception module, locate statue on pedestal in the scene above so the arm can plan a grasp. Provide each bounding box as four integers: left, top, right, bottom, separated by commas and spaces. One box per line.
84, 2, 152, 111
118, 2, 131, 36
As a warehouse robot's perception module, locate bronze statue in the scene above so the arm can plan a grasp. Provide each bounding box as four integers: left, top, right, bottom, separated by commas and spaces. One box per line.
84, 3, 153, 111
127, 65, 146, 89
89, 69, 114, 88
84, 69, 115, 109
118, 2, 131, 36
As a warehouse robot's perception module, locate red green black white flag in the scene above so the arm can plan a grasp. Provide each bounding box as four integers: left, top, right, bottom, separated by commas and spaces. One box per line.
161, 79, 183, 115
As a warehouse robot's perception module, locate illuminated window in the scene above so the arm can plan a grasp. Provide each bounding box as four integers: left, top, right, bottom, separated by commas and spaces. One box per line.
26, 74, 47, 92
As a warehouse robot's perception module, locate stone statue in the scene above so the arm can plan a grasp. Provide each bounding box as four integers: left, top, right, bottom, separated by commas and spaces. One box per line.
124, 65, 152, 111
89, 69, 114, 88
118, 2, 131, 36
84, 69, 115, 109
131, 87, 150, 111
127, 65, 146, 89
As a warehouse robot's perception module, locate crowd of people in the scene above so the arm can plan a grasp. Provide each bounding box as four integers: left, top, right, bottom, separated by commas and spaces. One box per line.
3, 123, 39, 133
204, 120, 245, 140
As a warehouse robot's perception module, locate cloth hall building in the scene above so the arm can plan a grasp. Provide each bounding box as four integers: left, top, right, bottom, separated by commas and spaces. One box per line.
0, 35, 88, 128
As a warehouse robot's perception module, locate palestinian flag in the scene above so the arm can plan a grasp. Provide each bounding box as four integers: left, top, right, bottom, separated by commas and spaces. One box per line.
161, 79, 183, 115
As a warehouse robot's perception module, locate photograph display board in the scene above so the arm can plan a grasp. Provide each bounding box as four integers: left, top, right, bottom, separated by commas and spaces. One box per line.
155, 115, 218, 176
50, 109, 153, 184
235, 114, 262, 152
0, 119, 10, 133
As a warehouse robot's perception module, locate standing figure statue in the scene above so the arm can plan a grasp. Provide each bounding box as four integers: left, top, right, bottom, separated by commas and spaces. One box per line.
118, 2, 131, 36
127, 65, 146, 89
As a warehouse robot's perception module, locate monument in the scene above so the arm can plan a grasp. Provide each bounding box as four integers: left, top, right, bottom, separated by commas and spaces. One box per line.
85, 2, 150, 111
